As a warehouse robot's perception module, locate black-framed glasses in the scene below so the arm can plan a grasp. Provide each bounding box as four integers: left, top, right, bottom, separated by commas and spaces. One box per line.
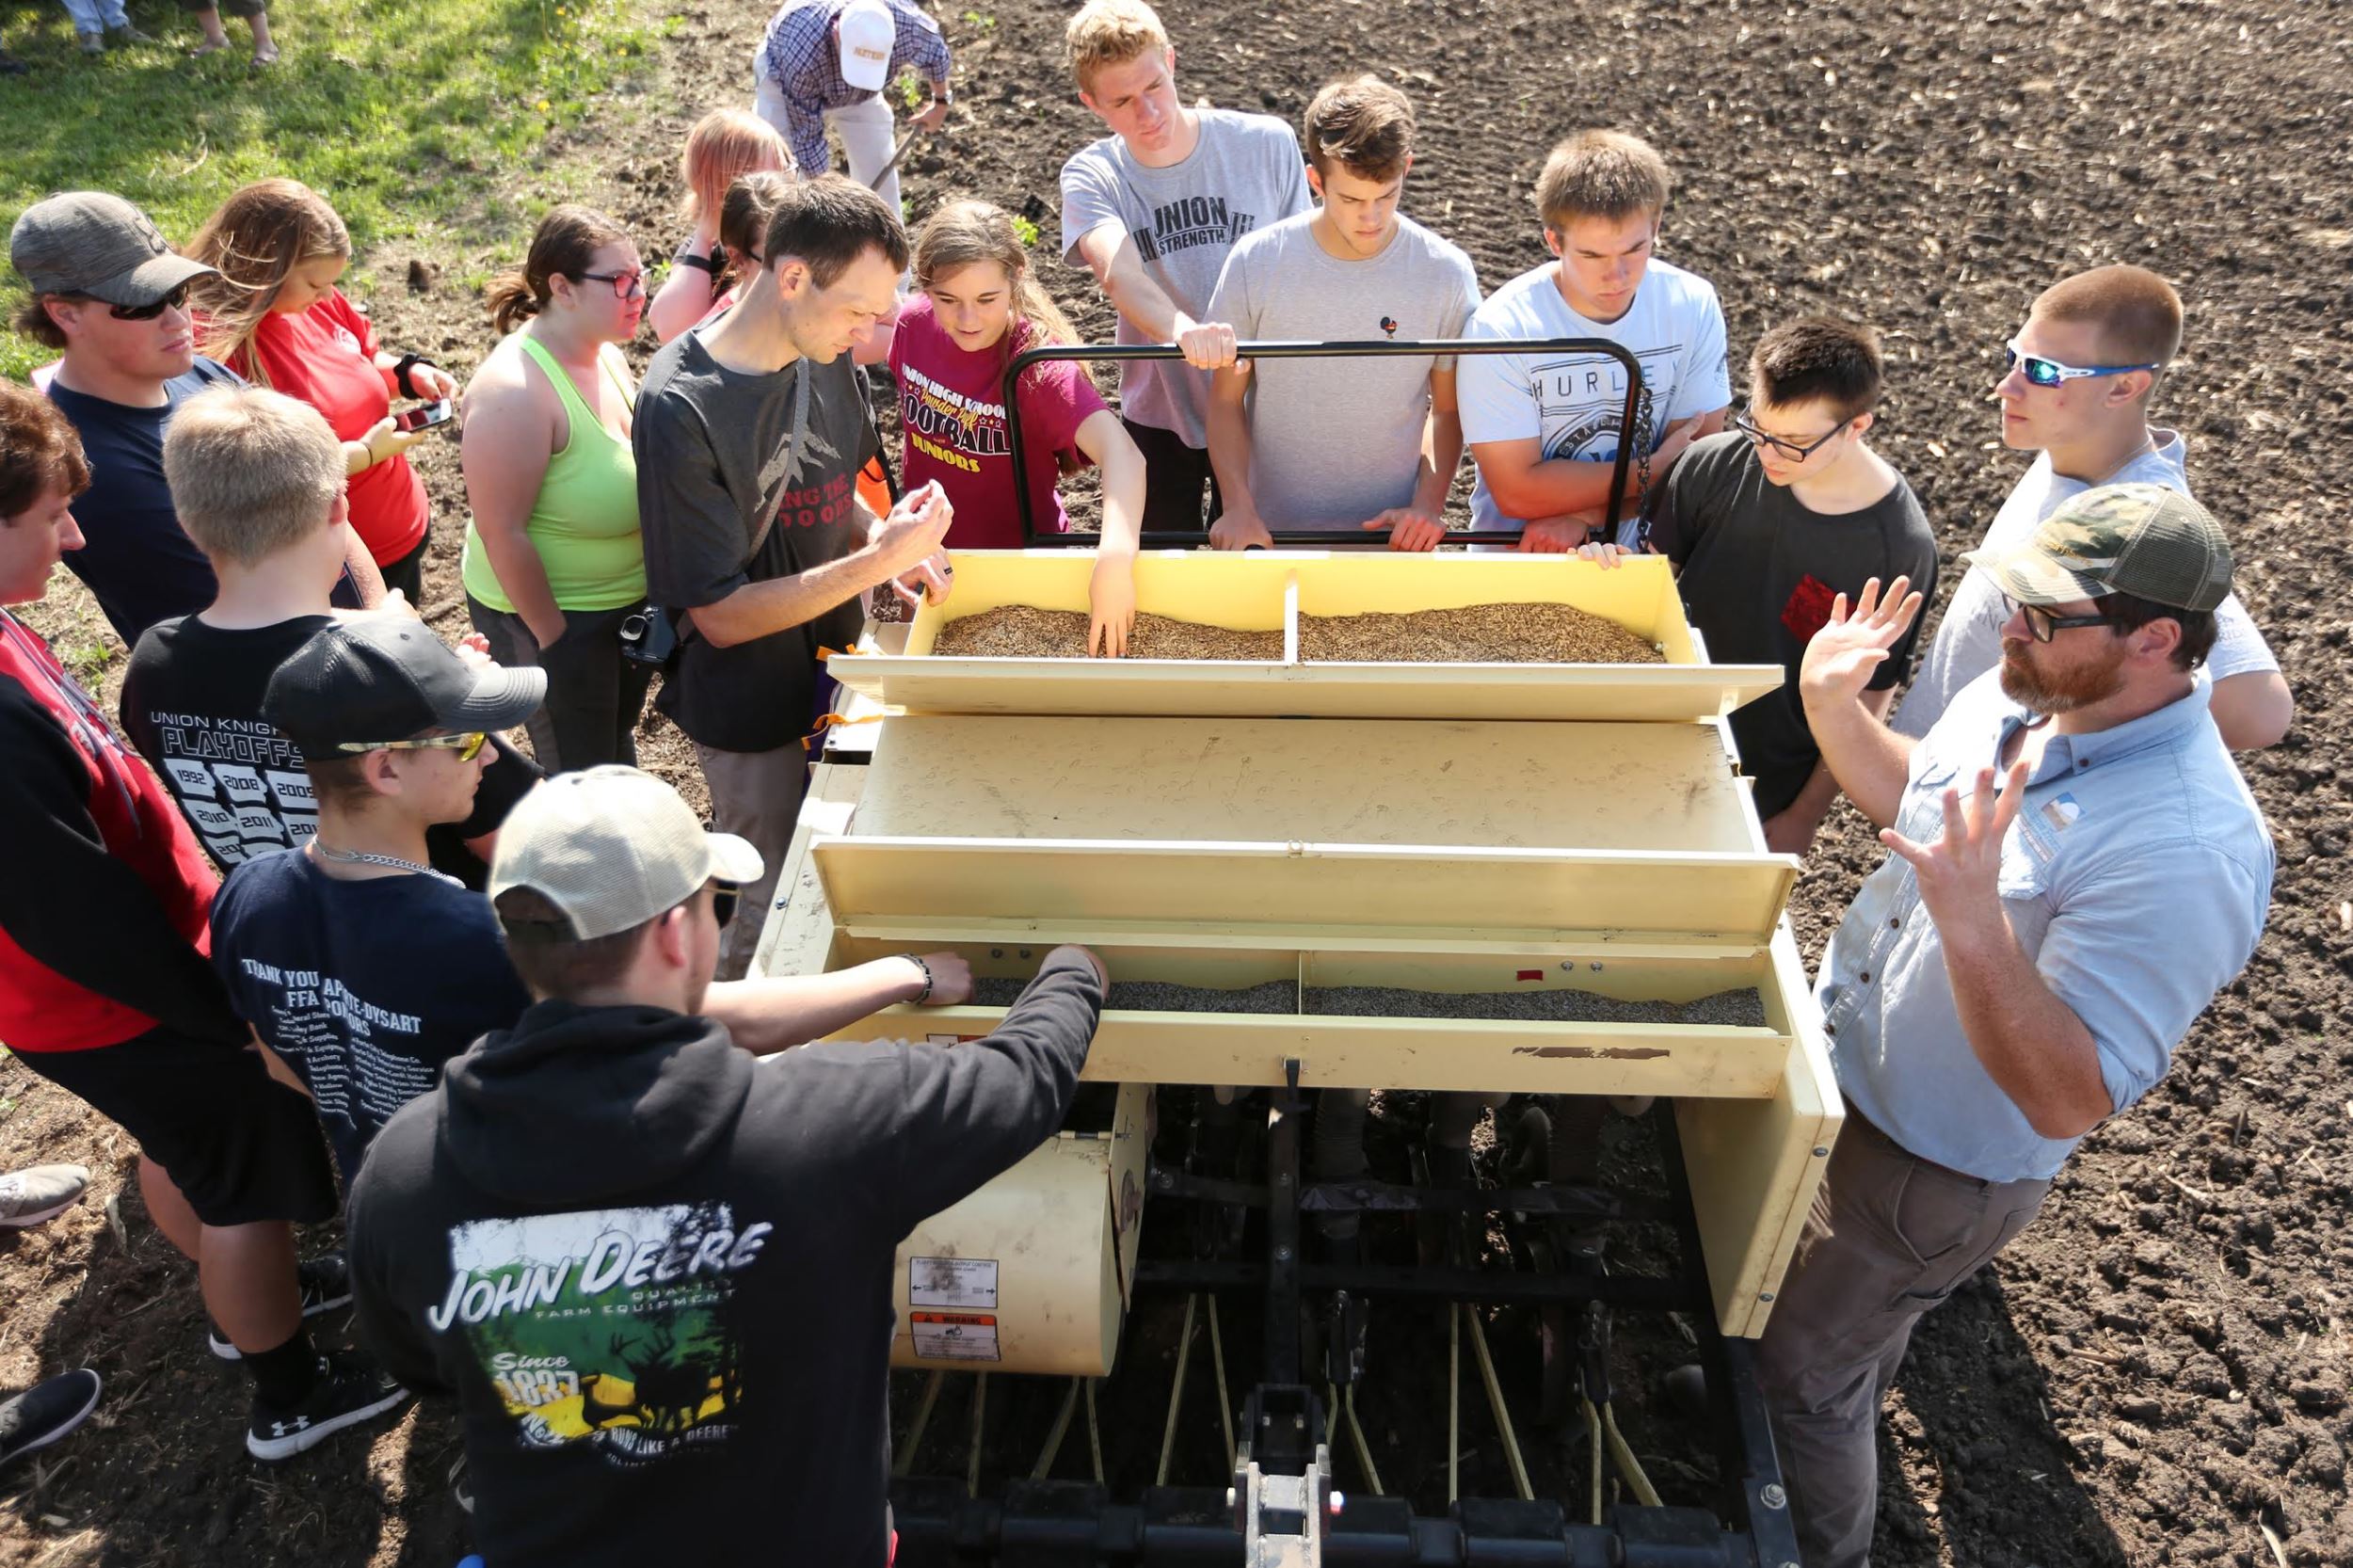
1732, 405, 1848, 462
711, 882, 742, 930
2003, 341, 2159, 390
336, 730, 489, 760
109, 282, 192, 322
578, 269, 646, 301
2002, 595, 2110, 644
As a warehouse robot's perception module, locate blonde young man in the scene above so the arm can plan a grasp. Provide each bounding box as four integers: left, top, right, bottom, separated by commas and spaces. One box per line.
1460, 131, 1729, 551
1893, 264, 2292, 750
1058, 0, 1310, 533
1203, 75, 1481, 552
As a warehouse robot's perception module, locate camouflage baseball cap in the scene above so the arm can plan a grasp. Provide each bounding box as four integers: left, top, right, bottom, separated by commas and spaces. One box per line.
1961, 482, 2233, 614
8, 192, 214, 308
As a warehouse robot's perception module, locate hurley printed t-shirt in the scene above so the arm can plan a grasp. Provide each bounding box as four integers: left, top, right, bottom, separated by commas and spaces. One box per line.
1459, 259, 1730, 543
1060, 108, 1311, 448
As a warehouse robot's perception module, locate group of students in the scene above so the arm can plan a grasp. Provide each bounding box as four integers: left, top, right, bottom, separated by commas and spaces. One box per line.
0, 0, 2299, 1562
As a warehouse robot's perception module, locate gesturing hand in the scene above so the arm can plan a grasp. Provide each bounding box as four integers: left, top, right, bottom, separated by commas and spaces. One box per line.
1799, 574, 1923, 711
1881, 762, 2027, 941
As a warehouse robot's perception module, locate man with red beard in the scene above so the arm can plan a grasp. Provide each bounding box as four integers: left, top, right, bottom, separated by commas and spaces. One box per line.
1757, 483, 2273, 1568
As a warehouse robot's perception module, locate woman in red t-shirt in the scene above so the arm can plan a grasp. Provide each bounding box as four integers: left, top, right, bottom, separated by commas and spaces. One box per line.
891, 200, 1144, 656
187, 180, 456, 602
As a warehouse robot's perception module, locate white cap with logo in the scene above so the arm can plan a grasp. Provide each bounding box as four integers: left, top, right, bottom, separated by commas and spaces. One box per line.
488, 766, 764, 942
836, 0, 894, 91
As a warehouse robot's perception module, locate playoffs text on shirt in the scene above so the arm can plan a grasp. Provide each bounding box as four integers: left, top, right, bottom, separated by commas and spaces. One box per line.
147, 712, 315, 862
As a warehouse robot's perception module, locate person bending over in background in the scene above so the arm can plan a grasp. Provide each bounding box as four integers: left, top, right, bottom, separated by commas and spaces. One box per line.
753, 0, 950, 227
460, 205, 656, 774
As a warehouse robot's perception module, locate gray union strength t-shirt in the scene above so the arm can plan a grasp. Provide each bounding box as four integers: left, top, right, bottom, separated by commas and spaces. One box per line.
1060, 108, 1311, 450
1207, 212, 1481, 531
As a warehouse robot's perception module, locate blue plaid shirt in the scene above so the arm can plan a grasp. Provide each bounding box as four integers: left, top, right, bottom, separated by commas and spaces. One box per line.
756, 0, 951, 175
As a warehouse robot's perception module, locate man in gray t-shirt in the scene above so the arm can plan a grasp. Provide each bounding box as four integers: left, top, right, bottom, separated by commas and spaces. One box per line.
1058, 0, 1310, 532
1203, 75, 1480, 548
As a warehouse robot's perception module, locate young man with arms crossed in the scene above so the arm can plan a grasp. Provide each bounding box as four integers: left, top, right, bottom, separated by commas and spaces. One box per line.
1895, 264, 2292, 750
1650, 318, 1937, 855
635, 174, 952, 983
1203, 74, 1481, 552
8, 192, 389, 646
118, 387, 534, 885
211, 618, 983, 1193
1764, 487, 2272, 1567
1459, 131, 1729, 551
347, 766, 1105, 1567
0, 382, 404, 1462
1059, 0, 1312, 533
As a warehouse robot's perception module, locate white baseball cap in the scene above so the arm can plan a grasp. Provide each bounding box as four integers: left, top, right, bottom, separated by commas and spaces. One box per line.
836, 0, 894, 91
488, 766, 763, 942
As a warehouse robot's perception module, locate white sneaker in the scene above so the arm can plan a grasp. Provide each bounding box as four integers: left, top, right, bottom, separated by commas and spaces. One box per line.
0, 1164, 89, 1228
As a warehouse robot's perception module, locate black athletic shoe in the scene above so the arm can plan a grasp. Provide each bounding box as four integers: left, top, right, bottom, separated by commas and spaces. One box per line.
245, 1352, 408, 1462
210, 1254, 352, 1360
449, 1452, 473, 1514
0, 1369, 102, 1470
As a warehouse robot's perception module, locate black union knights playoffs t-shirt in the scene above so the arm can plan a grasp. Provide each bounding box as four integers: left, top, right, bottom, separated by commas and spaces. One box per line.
118, 613, 537, 886
635, 328, 878, 755
1657, 431, 1939, 819
211, 848, 531, 1186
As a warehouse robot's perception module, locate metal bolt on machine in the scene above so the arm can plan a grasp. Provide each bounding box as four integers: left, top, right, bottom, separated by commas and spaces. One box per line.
755, 340, 1844, 1565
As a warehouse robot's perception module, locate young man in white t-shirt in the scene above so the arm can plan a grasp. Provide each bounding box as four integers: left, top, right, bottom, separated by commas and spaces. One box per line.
1458, 131, 1730, 551
1201, 75, 1481, 552
1894, 265, 2292, 750
1057, 0, 1312, 534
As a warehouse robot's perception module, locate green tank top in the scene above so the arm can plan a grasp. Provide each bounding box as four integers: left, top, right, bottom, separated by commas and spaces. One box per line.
460, 334, 646, 614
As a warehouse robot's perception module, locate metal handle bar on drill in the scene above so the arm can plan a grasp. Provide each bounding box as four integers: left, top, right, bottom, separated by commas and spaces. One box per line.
999, 336, 1646, 550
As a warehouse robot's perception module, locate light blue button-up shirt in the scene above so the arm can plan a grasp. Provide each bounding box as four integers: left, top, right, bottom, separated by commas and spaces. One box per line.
1820, 669, 2274, 1182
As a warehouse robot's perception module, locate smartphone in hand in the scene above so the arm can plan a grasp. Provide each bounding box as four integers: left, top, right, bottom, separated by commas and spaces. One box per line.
393, 399, 456, 433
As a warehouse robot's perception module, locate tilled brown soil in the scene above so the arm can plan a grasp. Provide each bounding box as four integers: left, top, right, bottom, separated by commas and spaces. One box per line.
7, 0, 2352, 1562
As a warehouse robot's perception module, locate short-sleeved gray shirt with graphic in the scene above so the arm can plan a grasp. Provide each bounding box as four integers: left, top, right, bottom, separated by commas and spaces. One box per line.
1206, 212, 1481, 530
1059, 109, 1311, 449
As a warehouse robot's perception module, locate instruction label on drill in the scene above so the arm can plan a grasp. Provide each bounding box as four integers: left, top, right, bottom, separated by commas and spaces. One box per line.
909, 1256, 999, 1310
910, 1312, 1000, 1361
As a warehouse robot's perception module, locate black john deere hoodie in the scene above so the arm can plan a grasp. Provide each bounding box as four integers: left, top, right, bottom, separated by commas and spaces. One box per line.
346, 950, 1104, 1568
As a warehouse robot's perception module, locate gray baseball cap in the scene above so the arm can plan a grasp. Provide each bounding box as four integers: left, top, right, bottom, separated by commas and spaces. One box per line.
488, 766, 764, 943
9, 191, 215, 307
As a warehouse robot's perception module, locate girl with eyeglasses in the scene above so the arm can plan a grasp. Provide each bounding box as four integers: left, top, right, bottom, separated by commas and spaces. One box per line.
186, 180, 455, 602
457, 206, 653, 775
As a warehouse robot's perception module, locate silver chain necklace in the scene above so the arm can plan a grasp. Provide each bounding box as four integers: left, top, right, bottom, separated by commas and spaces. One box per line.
310, 841, 464, 887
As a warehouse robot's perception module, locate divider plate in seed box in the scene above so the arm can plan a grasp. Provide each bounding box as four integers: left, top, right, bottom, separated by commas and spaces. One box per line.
825, 550, 1784, 723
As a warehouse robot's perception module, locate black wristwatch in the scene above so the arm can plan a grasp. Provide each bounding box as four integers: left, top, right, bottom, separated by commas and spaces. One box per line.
903, 953, 935, 1004
672, 249, 721, 275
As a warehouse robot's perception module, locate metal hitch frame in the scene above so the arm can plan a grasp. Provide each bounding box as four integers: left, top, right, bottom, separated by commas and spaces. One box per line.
999, 337, 1644, 550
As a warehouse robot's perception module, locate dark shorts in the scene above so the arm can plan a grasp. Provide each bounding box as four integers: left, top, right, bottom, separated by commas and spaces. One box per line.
378, 535, 429, 607
16, 1027, 338, 1227
1121, 417, 1223, 536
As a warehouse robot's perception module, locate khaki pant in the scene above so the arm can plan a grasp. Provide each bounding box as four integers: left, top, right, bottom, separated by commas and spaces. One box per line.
694, 741, 811, 983
1754, 1114, 2051, 1568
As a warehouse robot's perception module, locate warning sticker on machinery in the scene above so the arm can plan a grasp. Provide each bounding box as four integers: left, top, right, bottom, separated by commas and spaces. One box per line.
910, 1311, 1000, 1361
909, 1256, 1000, 1310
